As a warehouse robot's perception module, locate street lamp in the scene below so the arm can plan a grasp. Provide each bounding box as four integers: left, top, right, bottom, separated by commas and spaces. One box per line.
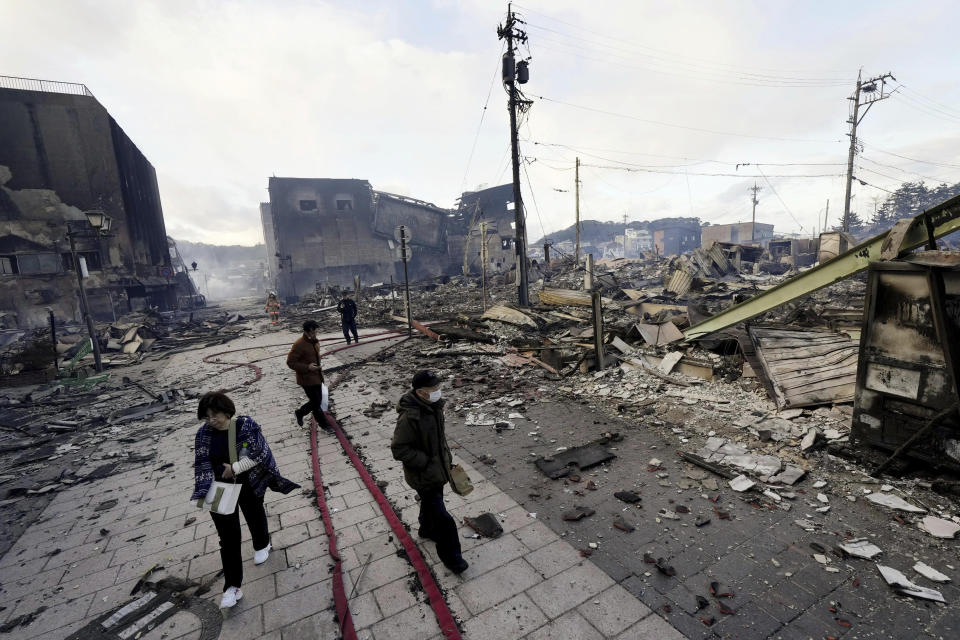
66, 210, 112, 373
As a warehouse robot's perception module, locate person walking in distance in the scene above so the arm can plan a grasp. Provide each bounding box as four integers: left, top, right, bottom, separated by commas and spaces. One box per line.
190, 391, 300, 608
391, 370, 468, 574
337, 290, 359, 344
286, 320, 331, 431
265, 292, 281, 326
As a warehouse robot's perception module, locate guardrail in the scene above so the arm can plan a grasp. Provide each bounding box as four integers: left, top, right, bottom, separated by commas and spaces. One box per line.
0, 75, 94, 97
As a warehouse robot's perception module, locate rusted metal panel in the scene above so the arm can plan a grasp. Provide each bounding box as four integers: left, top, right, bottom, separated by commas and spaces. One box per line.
852, 260, 960, 467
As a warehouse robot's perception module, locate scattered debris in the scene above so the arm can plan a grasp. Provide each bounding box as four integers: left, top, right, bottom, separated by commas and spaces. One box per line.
838, 539, 883, 560
877, 565, 946, 603
866, 493, 926, 513
919, 516, 960, 539
913, 562, 951, 584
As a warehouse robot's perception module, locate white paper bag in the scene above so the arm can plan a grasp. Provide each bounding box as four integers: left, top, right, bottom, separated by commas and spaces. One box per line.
321, 383, 329, 412
198, 480, 241, 515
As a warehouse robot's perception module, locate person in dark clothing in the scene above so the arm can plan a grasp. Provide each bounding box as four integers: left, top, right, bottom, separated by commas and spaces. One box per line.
391, 370, 468, 575
191, 391, 299, 608
286, 320, 331, 431
337, 291, 359, 344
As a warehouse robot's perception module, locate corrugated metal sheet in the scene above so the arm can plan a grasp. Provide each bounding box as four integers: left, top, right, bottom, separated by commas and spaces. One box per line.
666, 270, 693, 295
748, 326, 858, 408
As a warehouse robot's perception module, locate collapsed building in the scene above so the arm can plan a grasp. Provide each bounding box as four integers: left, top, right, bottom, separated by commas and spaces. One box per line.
0, 76, 182, 329
261, 179, 516, 299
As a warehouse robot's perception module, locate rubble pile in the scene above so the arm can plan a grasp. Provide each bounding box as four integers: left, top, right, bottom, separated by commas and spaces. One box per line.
0, 307, 253, 386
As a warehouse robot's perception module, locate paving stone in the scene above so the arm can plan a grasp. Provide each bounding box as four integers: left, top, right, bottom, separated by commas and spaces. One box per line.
455, 557, 541, 614
279, 611, 341, 640
616, 613, 688, 640
369, 601, 442, 640
460, 592, 547, 639
348, 590, 384, 630
577, 583, 651, 636
511, 520, 559, 552
372, 576, 421, 618
331, 503, 378, 529
346, 553, 412, 596
710, 600, 783, 638
458, 532, 528, 578
264, 567, 333, 631
525, 538, 584, 578
525, 609, 603, 640
527, 561, 615, 619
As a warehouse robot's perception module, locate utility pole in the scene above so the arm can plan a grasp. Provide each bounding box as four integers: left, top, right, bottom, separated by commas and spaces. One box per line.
575, 156, 581, 266
498, 3, 532, 306
842, 70, 895, 231
399, 226, 412, 337
622, 212, 628, 257
823, 199, 829, 233
479, 220, 489, 311
749, 182, 762, 241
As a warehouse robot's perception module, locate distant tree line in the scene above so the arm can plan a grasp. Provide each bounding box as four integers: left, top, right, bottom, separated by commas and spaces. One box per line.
841, 180, 960, 234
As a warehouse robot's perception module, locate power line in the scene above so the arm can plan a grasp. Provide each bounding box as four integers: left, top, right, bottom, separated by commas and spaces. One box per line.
526, 139, 845, 168
526, 139, 846, 169
530, 31, 851, 88
859, 155, 953, 184
900, 85, 960, 119
512, 3, 853, 77
460, 42, 506, 193
756, 166, 805, 232
858, 139, 960, 169
535, 95, 841, 143
892, 91, 960, 124
520, 156, 548, 241
568, 161, 844, 178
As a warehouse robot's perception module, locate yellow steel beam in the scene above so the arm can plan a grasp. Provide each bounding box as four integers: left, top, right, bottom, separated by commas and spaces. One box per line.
683, 194, 960, 342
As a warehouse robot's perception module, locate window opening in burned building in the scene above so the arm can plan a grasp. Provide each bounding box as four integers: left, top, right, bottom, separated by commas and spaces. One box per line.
336, 198, 353, 211
0, 256, 17, 275
61, 251, 102, 272
299, 200, 318, 211
15, 253, 62, 275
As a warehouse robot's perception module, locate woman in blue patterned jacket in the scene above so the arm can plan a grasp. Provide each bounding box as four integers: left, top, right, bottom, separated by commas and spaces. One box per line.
191, 391, 300, 609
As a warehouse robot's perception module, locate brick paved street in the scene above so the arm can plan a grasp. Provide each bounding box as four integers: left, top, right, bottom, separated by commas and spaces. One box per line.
1, 323, 957, 639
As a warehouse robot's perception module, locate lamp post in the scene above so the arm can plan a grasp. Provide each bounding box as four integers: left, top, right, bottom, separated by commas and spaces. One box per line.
66, 210, 111, 373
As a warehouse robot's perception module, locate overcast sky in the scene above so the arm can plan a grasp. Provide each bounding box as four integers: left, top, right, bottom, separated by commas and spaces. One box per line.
3, 0, 959, 245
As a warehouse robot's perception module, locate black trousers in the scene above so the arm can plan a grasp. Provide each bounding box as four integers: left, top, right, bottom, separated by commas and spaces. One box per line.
297, 384, 329, 427
342, 317, 358, 343
416, 486, 462, 564
210, 480, 270, 590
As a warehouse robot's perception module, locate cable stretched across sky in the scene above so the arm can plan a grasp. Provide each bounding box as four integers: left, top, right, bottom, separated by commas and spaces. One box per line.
534, 95, 843, 143
541, 160, 844, 179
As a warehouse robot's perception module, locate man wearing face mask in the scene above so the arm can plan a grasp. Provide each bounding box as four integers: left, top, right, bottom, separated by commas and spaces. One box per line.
391, 370, 468, 574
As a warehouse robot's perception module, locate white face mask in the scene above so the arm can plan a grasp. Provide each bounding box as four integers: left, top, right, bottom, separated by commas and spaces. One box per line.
428, 389, 442, 403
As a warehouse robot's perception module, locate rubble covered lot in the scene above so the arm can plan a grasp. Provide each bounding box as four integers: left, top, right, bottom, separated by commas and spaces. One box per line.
0, 227, 958, 639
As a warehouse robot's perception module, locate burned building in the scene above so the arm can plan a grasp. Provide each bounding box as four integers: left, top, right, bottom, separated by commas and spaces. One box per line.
451, 183, 519, 275
0, 76, 178, 328
650, 218, 701, 256
263, 178, 516, 299
701, 221, 774, 247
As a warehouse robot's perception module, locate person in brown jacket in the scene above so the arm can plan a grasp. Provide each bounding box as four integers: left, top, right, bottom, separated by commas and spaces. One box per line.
286, 320, 331, 431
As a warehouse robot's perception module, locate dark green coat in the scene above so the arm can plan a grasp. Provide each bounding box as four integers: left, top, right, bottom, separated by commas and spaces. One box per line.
391, 391, 452, 491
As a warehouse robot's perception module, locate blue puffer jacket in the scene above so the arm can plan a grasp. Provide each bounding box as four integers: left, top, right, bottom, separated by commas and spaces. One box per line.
191, 415, 300, 500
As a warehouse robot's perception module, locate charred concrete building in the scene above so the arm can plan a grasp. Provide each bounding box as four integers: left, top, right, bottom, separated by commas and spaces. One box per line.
651, 217, 701, 256
263, 178, 516, 299
0, 76, 177, 329
700, 221, 775, 247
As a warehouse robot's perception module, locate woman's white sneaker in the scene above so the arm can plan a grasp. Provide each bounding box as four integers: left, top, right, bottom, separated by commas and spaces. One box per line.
220, 586, 243, 608
254, 543, 272, 565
